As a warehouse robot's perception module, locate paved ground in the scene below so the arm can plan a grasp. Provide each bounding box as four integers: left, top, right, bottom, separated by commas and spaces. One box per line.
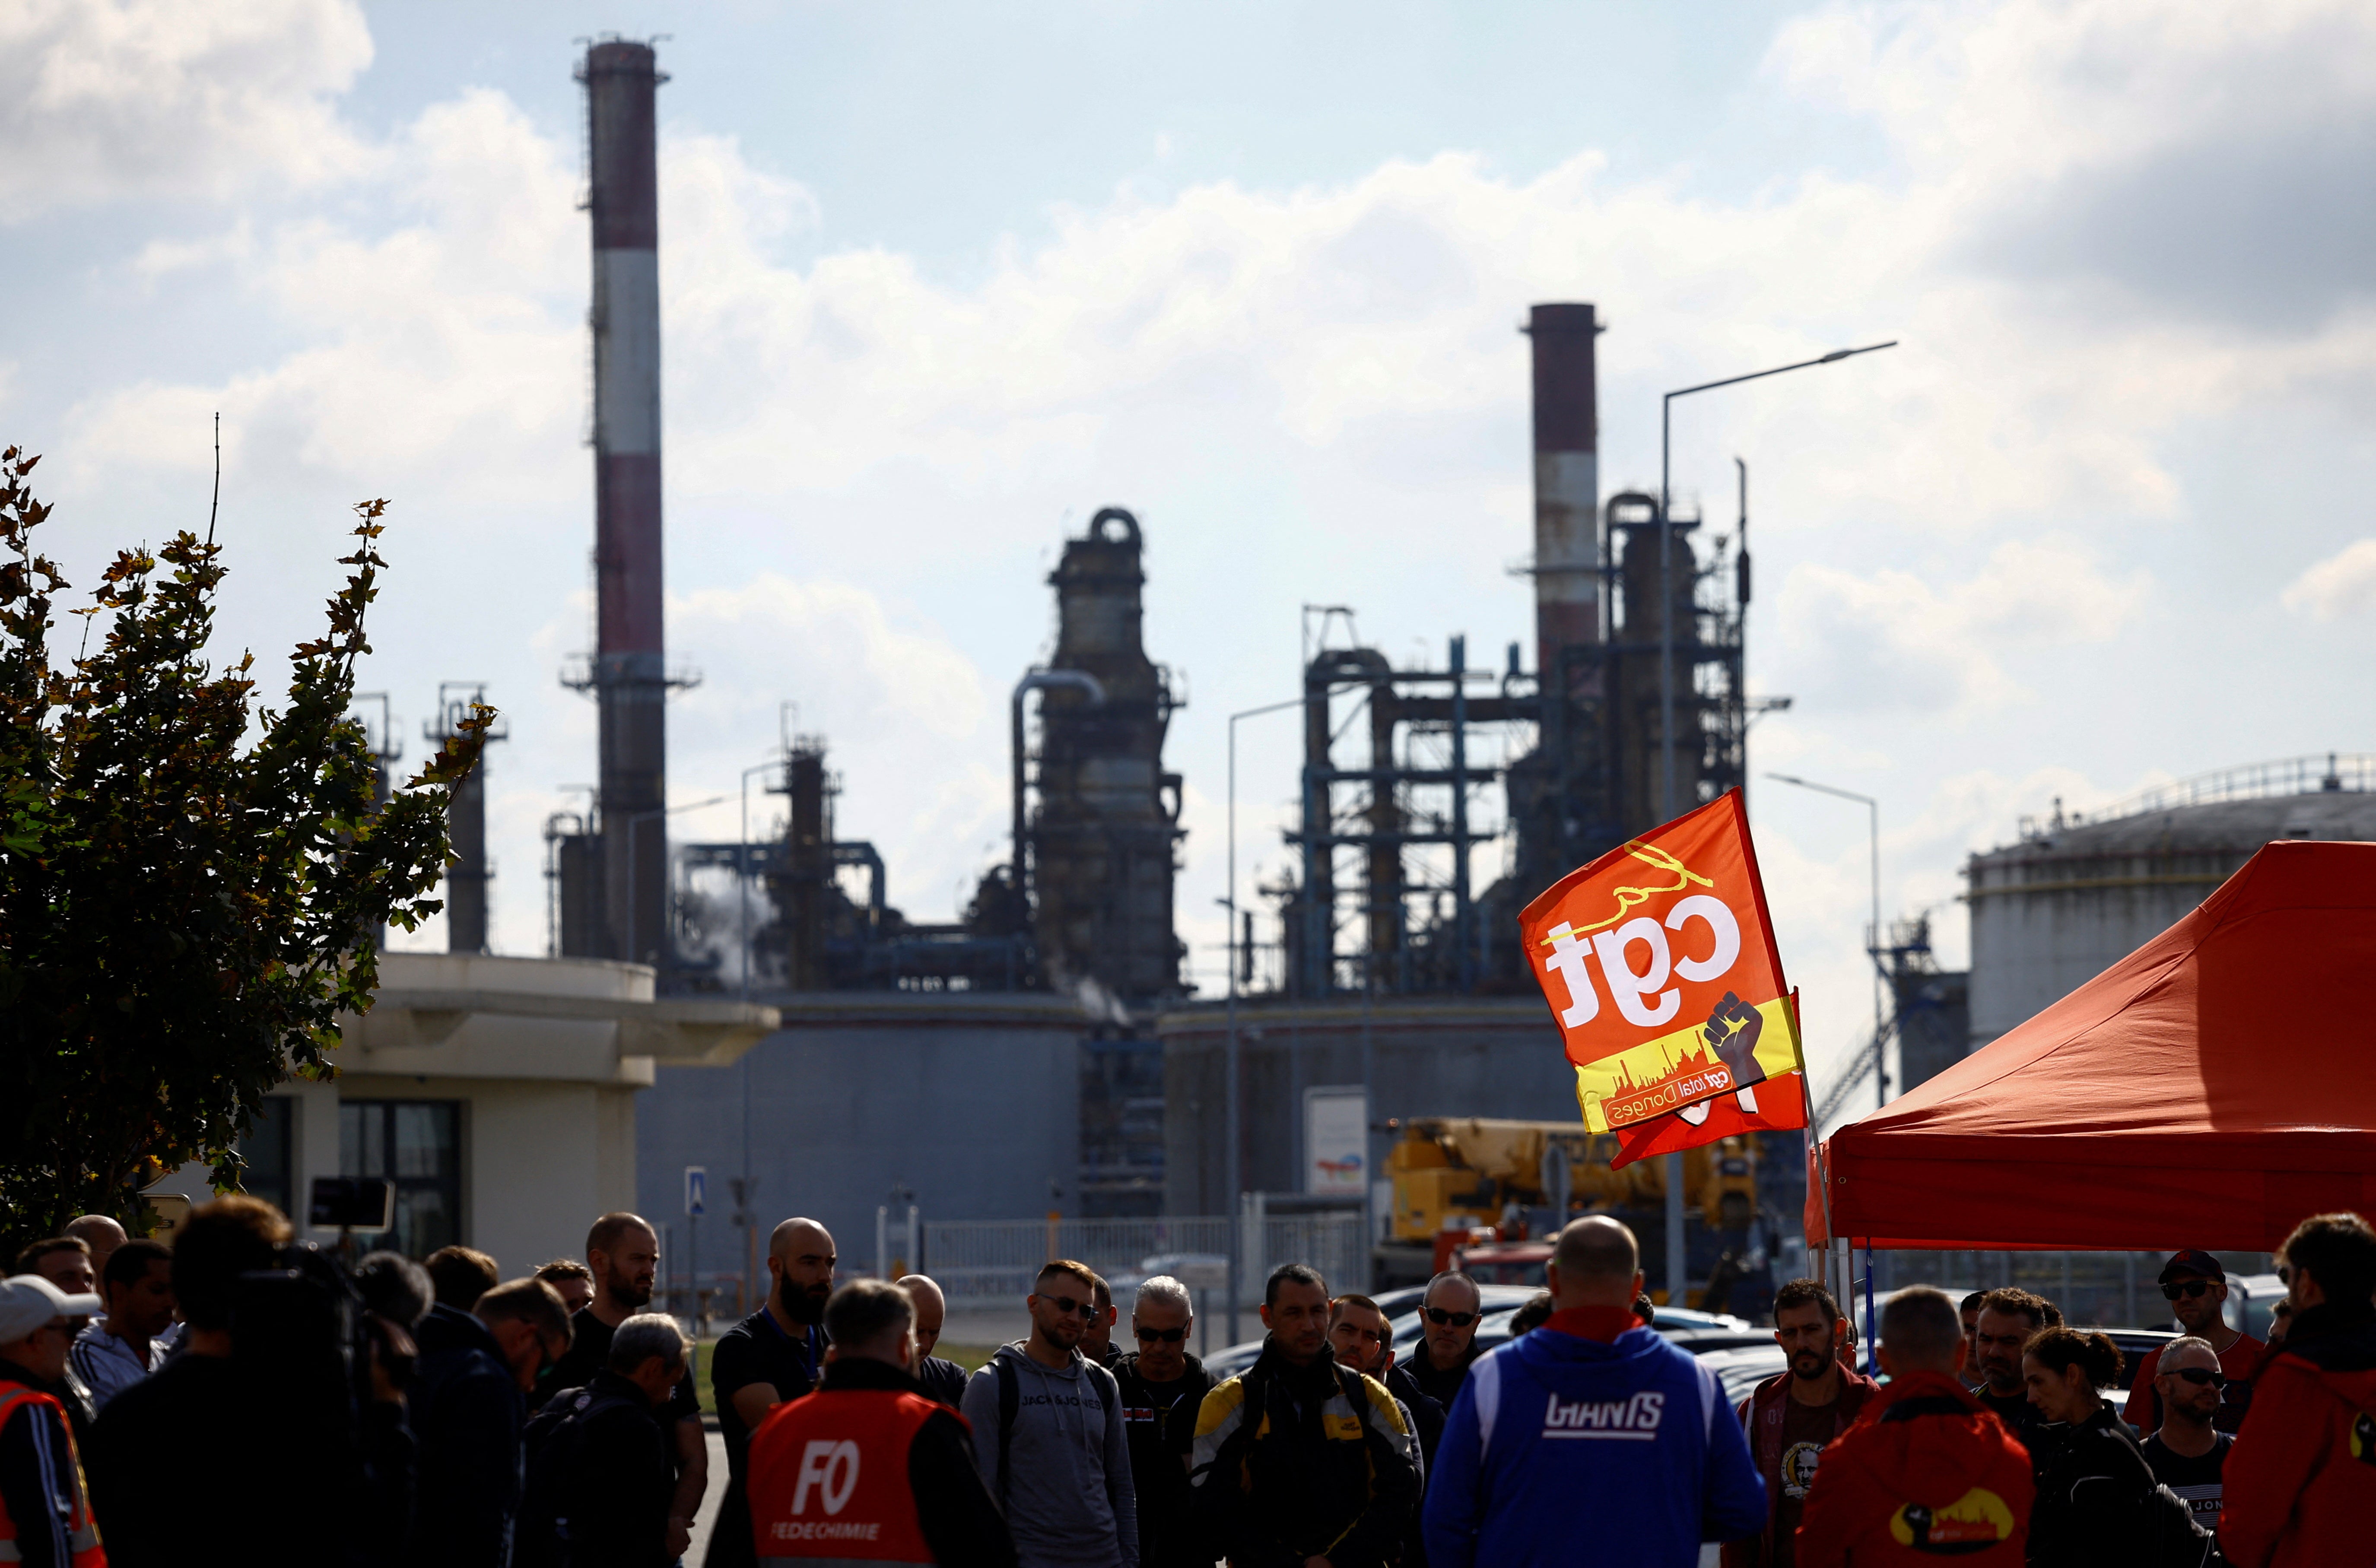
686, 1427, 730, 1565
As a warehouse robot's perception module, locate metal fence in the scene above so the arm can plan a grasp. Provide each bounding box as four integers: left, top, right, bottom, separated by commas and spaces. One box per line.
924, 1213, 1367, 1306
1865, 1249, 2277, 1331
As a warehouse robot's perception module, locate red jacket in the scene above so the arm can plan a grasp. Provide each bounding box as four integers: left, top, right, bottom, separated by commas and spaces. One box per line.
1721, 1366, 1879, 1567
2219, 1308, 2376, 1568
1792, 1370, 2032, 1567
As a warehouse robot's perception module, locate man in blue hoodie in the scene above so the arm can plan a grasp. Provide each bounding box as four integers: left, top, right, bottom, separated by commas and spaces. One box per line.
1423, 1216, 1766, 1568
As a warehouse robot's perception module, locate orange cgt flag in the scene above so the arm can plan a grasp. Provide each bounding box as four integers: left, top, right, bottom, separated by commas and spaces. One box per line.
1518, 790, 1808, 1168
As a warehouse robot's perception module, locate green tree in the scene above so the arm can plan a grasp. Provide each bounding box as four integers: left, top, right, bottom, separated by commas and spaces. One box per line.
0, 445, 492, 1247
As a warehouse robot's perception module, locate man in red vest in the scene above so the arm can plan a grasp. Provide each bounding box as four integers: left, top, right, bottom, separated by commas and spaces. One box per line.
748, 1279, 1014, 1568
0, 1273, 107, 1568
1724, 1279, 1878, 1568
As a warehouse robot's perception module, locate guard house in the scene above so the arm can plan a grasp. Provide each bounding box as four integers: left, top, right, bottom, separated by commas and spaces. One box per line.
152, 953, 776, 1273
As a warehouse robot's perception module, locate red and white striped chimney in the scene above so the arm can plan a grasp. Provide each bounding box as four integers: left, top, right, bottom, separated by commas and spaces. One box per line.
1528, 302, 1601, 683
582, 39, 669, 965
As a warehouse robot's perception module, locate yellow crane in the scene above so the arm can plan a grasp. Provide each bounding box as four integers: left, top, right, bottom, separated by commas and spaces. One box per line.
1386, 1116, 1760, 1244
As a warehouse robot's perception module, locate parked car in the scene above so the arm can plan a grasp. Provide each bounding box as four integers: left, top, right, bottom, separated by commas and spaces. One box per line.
1693, 1344, 1791, 1406
2227, 1273, 2286, 1342
1203, 1296, 1756, 1380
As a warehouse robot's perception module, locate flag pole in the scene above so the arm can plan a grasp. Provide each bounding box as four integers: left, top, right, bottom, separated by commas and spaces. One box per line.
1788, 988, 1845, 1306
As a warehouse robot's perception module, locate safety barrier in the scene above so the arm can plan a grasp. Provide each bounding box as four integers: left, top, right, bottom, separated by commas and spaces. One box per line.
923, 1211, 1366, 1306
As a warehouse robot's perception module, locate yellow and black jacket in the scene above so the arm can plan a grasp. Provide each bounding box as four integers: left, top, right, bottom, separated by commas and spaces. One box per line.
1189, 1339, 1420, 1568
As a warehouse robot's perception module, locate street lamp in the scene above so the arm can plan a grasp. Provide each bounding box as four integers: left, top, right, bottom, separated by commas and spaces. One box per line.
1659, 341, 1897, 817
1764, 773, 1887, 1114
620, 791, 734, 966
1223, 695, 1302, 1343
738, 760, 783, 1003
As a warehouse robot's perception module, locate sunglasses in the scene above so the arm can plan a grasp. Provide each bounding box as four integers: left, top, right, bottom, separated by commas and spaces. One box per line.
2163, 1367, 2226, 1388
2161, 1279, 2215, 1301
1039, 1294, 1098, 1318
1134, 1326, 1186, 1343
1425, 1308, 1478, 1328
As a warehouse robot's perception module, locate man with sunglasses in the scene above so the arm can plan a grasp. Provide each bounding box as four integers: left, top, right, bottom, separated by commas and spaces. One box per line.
411, 1275, 576, 1568
2122, 1250, 2261, 1436
1111, 1276, 1212, 1568
0, 1273, 105, 1568
2138, 1336, 2230, 1533
1406, 1273, 1485, 1411
961, 1259, 1137, 1568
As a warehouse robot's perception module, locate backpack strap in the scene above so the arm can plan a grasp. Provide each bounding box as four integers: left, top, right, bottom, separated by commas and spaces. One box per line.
995, 1357, 1018, 1507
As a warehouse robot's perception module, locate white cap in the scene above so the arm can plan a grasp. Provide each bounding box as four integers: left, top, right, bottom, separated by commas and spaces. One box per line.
0, 1275, 104, 1344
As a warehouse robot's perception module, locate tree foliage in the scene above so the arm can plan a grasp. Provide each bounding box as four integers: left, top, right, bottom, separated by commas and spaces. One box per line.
0, 446, 492, 1247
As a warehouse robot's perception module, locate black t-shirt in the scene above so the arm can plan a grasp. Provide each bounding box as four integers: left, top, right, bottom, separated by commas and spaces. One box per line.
710, 1306, 826, 1483
2141, 1431, 2231, 1529
1977, 1385, 2042, 1451
546, 1308, 699, 1426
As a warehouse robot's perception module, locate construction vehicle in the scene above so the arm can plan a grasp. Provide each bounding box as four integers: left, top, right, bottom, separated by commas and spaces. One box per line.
1379, 1117, 1765, 1306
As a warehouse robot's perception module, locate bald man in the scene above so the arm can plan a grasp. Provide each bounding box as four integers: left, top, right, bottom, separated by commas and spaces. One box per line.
1424, 1216, 1766, 1568
899, 1273, 971, 1406
703, 1218, 837, 1568
64, 1216, 127, 1277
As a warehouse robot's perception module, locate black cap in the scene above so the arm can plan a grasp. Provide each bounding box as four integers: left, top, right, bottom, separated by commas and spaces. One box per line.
2158, 1248, 2226, 1284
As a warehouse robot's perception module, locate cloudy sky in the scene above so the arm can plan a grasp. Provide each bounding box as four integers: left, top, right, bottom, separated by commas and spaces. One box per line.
9, 0, 2373, 1101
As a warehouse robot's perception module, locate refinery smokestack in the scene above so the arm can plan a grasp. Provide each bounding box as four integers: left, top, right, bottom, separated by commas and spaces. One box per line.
1528, 303, 1601, 682
581, 40, 669, 966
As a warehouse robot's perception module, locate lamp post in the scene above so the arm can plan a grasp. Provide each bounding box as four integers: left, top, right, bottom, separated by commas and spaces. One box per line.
1659, 341, 1896, 818
737, 760, 782, 1003
1224, 695, 1303, 1343
1764, 773, 1886, 1112
619, 792, 734, 968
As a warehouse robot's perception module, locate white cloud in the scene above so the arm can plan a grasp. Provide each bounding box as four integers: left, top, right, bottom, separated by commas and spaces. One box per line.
0, 0, 372, 213
2281, 539, 2376, 621
32, 0, 2376, 989
1778, 540, 2150, 717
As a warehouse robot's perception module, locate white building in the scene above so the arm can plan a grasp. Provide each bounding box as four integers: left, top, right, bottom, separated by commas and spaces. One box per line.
152, 952, 775, 1276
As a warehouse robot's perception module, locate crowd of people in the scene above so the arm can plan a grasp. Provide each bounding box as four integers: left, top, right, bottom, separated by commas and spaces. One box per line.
0, 1198, 2370, 1568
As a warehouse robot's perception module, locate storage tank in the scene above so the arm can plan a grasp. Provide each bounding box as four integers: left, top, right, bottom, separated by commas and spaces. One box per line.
1966, 757, 2376, 1051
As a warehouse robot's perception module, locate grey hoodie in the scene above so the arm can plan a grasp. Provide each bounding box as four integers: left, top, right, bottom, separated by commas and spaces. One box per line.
961, 1340, 1139, 1568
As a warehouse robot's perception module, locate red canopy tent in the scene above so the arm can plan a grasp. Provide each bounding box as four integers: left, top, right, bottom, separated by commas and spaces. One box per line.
1809, 840, 2376, 1252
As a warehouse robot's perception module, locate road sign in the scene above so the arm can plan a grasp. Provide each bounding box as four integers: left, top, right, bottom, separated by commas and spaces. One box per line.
685, 1165, 708, 1217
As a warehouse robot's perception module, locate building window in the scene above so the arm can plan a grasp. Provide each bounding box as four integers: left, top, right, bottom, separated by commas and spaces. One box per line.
340, 1101, 462, 1259
238, 1098, 295, 1217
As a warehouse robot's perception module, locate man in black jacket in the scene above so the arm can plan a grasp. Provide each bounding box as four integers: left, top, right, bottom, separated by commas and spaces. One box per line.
897, 1274, 971, 1407
1191, 1264, 1419, 1568
746, 1279, 1015, 1567
522, 1314, 688, 1568
1331, 1291, 1442, 1568
1403, 1272, 1483, 1411
412, 1276, 573, 1567
1112, 1275, 1214, 1568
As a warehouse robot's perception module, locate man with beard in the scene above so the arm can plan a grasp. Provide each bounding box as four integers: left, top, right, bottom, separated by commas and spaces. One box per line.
540, 1212, 709, 1562
1970, 1287, 2052, 1452
1721, 1279, 1877, 1568
962, 1260, 1137, 1568
704, 1219, 837, 1568
2221, 1210, 2376, 1568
